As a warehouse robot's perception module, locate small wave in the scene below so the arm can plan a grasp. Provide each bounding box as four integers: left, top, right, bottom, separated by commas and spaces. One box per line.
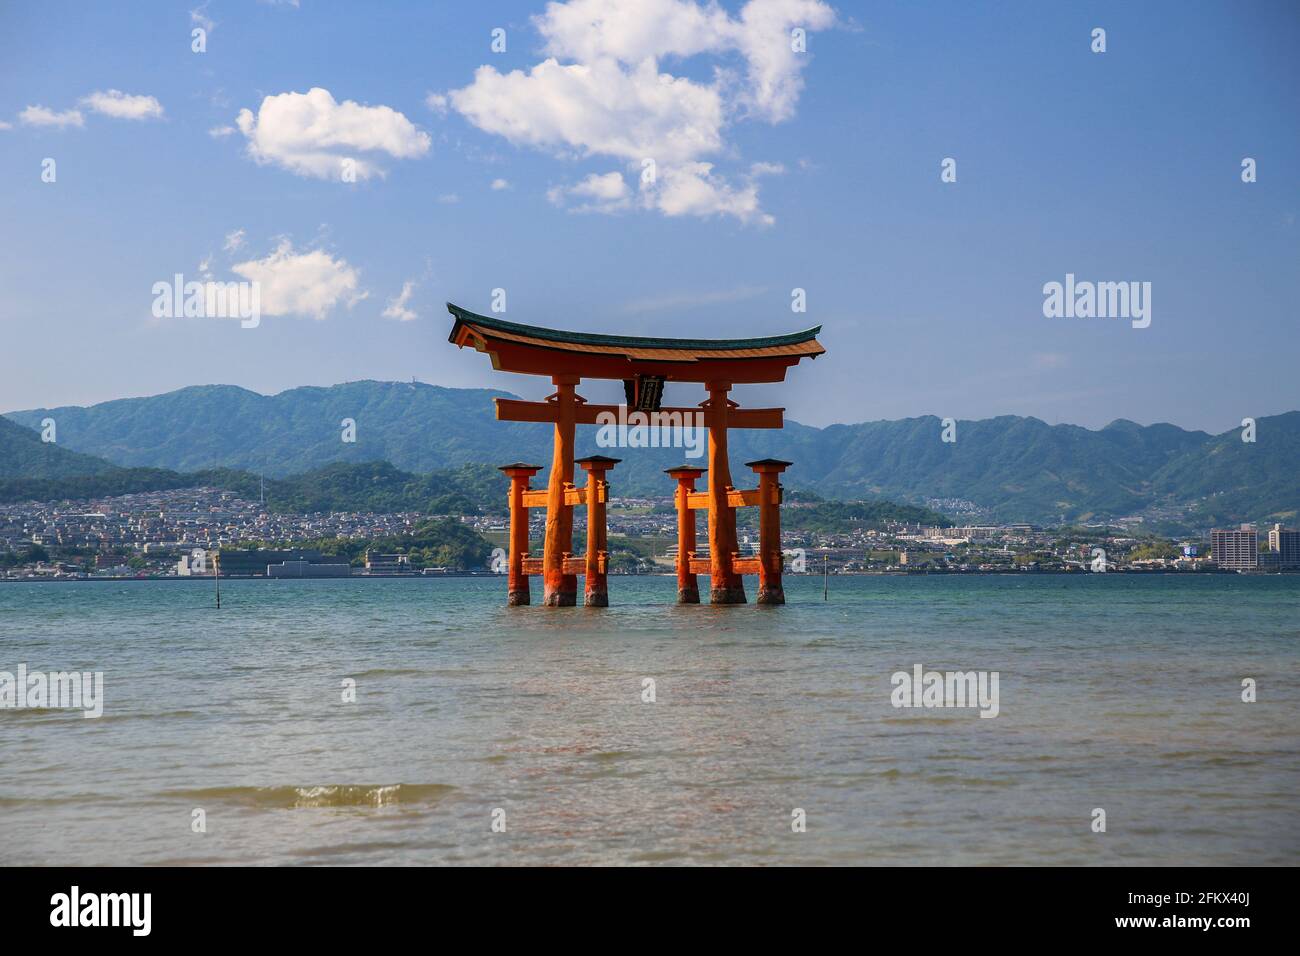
88, 709, 202, 724
160, 783, 454, 809
0, 792, 119, 807
0, 708, 87, 721
590, 750, 634, 761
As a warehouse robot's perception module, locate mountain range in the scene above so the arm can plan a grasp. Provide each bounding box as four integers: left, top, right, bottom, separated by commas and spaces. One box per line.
5, 381, 1297, 530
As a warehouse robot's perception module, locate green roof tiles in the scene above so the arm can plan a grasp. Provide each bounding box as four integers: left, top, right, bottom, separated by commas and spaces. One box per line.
447, 302, 821, 351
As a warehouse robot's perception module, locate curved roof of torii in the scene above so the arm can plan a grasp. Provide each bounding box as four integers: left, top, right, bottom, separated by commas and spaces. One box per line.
447, 302, 825, 384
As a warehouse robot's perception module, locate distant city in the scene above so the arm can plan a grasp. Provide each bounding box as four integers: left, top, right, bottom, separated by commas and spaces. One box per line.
2, 485, 1296, 580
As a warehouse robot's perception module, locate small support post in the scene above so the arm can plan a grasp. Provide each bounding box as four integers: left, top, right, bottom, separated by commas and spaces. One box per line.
704, 380, 746, 604
577, 455, 620, 607
544, 375, 580, 606
499, 463, 542, 605
665, 465, 705, 603
747, 459, 791, 605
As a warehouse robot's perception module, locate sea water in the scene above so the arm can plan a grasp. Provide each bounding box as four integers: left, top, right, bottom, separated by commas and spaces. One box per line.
1, 574, 1296, 865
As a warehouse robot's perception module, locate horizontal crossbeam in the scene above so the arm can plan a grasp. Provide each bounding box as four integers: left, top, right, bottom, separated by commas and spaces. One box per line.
686, 556, 764, 576
518, 484, 774, 510
496, 398, 783, 429
683, 487, 780, 510
521, 554, 606, 576
521, 485, 604, 509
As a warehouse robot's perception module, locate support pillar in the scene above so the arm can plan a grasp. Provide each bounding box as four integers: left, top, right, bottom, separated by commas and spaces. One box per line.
747, 459, 791, 605
665, 465, 705, 603
543, 376, 580, 606
704, 381, 745, 604
577, 455, 620, 607
498, 463, 541, 606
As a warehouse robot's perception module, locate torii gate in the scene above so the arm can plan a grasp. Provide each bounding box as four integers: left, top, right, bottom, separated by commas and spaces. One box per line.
447, 303, 825, 607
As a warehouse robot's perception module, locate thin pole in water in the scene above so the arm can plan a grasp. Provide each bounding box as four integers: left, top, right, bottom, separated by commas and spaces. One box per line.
823, 552, 828, 601
213, 548, 221, 609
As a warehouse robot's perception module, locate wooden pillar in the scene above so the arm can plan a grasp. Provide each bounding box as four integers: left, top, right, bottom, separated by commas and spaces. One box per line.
544, 376, 580, 606
665, 465, 705, 604
747, 459, 791, 605
577, 455, 619, 607
498, 463, 541, 605
704, 381, 745, 604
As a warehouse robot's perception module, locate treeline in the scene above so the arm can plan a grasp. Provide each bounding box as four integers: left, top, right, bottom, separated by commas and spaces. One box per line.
197, 461, 506, 515
752, 493, 953, 531
0, 460, 507, 515
249, 517, 494, 570
0, 468, 201, 503
1, 455, 951, 533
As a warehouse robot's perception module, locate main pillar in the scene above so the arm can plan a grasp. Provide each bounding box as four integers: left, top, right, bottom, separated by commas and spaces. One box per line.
499, 463, 541, 605
747, 459, 791, 605
704, 381, 746, 604
577, 455, 619, 607
543, 376, 580, 606
665, 465, 705, 604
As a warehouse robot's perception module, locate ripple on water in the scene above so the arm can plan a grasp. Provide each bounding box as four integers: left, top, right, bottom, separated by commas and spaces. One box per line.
157, 783, 455, 809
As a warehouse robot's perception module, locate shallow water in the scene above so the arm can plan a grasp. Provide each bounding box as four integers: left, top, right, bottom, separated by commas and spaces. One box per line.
1, 574, 1296, 865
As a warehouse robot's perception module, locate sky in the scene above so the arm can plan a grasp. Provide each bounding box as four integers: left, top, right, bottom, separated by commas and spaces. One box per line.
0, 0, 1296, 433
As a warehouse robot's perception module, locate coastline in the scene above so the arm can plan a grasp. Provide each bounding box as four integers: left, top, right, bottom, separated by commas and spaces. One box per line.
3, 567, 1290, 583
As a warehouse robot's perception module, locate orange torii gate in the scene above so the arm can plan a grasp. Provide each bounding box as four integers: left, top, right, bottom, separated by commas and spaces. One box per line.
447, 303, 825, 607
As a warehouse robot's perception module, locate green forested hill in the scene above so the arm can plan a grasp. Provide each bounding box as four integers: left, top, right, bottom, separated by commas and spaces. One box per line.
7, 383, 1298, 527
1150, 411, 1300, 527
0, 457, 508, 516
7, 382, 540, 476
0, 415, 119, 478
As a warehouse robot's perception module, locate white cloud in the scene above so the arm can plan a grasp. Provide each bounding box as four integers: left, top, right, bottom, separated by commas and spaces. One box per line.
18, 105, 84, 129
451, 57, 724, 166
223, 228, 246, 252
0, 120, 11, 131
425, 92, 449, 116
729, 0, 836, 121
437, 193, 460, 204
441, 0, 834, 223
382, 280, 418, 322
234, 87, 431, 180
534, 0, 830, 121
490, 178, 511, 190
232, 239, 362, 320
190, 4, 215, 33
19, 91, 164, 128
209, 125, 236, 138
535, 0, 719, 62
651, 162, 770, 225
548, 171, 631, 213
551, 162, 775, 223
82, 89, 164, 120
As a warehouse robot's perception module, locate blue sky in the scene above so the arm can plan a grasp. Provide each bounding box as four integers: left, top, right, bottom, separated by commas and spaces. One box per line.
0, 0, 1296, 432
